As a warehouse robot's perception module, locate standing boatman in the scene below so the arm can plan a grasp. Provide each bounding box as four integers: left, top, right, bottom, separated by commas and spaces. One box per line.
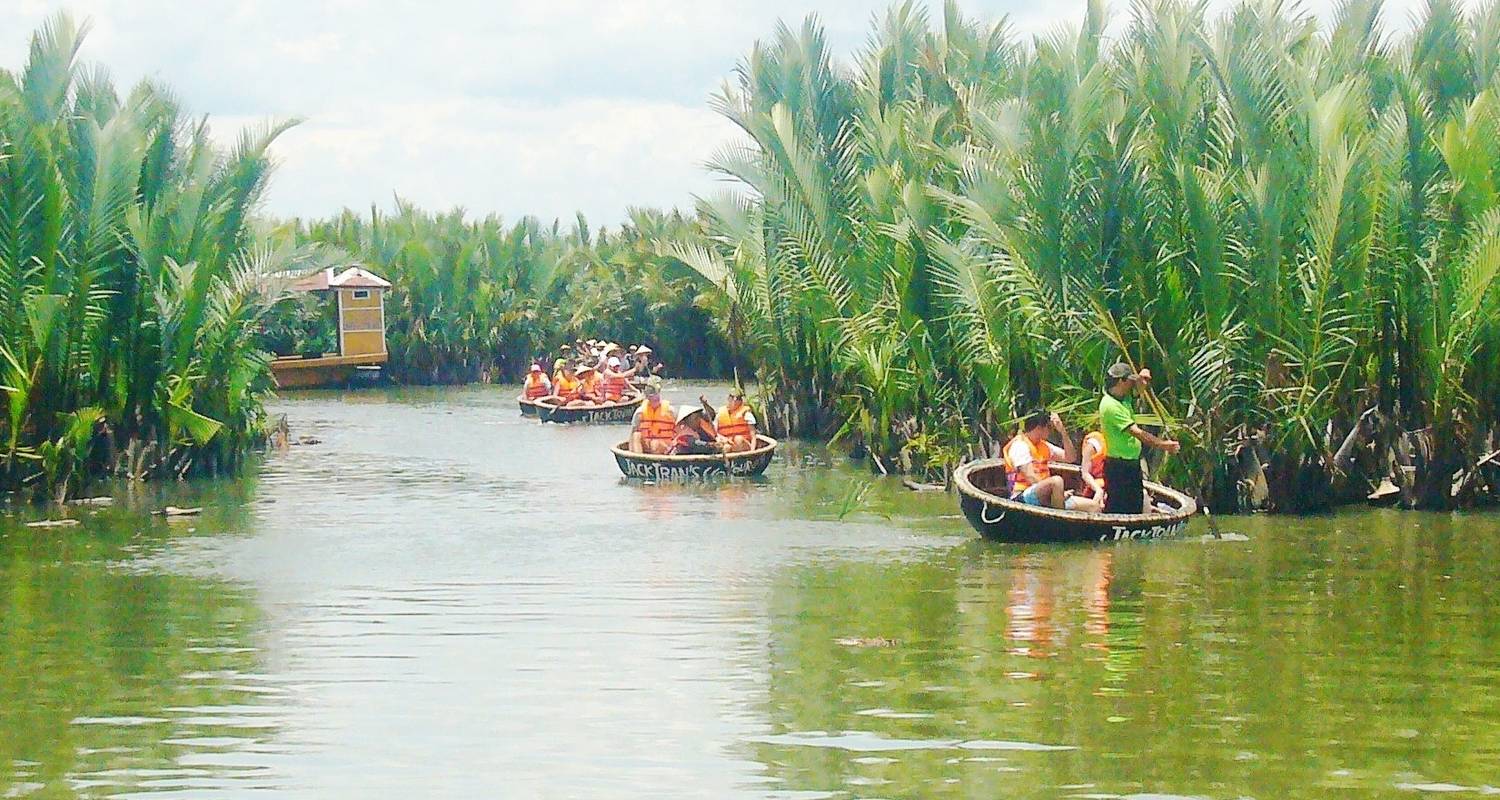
1100, 362, 1181, 514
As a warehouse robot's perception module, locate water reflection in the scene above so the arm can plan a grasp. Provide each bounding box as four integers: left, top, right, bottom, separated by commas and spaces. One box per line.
750, 516, 1500, 799
1, 385, 1497, 799
0, 491, 279, 798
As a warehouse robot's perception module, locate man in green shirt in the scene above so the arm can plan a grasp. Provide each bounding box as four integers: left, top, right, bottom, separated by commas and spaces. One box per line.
1100, 362, 1180, 514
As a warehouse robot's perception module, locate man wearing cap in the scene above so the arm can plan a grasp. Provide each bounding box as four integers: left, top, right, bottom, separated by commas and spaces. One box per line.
522, 363, 552, 401
1100, 363, 1181, 514
630, 378, 676, 454
600, 355, 639, 402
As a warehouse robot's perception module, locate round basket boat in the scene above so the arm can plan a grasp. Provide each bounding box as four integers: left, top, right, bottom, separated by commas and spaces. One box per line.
537, 396, 644, 424
954, 460, 1197, 544
518, 396, 544, 416
611, 435, 777, 480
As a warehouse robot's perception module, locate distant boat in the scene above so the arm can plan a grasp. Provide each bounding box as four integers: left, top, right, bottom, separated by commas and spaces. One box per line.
611, 435, 777, 480
954, 461, 1197, 543
536, 396, 644, 424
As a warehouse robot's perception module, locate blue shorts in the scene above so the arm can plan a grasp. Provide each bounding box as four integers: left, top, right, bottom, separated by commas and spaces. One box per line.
1015, 485, 1044, 506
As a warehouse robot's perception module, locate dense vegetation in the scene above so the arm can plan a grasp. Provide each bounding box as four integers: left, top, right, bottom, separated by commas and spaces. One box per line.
265, 205, 737, 383
0, 16, 335, 500
676, 0, 1500, 510
8, 4, 1500, 514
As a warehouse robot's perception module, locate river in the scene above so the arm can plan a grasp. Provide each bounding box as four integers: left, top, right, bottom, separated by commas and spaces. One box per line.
1, 384, 1497, 798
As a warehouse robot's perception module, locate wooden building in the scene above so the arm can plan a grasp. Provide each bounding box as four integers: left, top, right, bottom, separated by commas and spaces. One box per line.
270, 266, 392, 389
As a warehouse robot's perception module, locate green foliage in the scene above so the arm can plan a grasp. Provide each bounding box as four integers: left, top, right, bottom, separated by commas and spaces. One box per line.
692, 0, 1500, 511
269, 205, 737, 383
0, 14, 330, 499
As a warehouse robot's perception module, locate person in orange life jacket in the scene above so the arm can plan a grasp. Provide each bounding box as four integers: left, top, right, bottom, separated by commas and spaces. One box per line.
541, 359, 580, 405
569, 364, 604, 407
1005, 410, 1102, 512
630, 379, 676, 454
522, 363, 551, 400
600, 355, 639, 402
670, 406, 722, 455
711, 387, 757, 452
1080, 430, 1107, 501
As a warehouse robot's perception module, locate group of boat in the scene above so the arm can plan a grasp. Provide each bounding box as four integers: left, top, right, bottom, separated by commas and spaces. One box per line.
517, 377, 1198, 545
519, 387, 780, 479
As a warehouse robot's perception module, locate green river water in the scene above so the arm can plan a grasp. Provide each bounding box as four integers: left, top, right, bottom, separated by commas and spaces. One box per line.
1, 384, 1498, 798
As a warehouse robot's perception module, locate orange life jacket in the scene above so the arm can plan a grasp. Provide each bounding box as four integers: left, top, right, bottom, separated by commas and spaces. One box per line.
716, 405, 753, 439
1081, 431, 1107, 498
637, 400, 677, 442
1003, 434, 1053, 494
553, 374, 581, 402
523, 373, 550, 399
578, 374, 602, 399
603, 372, 629, 401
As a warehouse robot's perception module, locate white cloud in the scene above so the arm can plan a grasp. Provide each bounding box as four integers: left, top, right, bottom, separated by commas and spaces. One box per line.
0, 0, 1484, 225
225, 97, 736, 226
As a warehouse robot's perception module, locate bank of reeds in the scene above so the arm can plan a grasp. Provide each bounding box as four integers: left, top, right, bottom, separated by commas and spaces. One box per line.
0, 16, 333, 500
270, 205, 736, 383
676, 0, 1500, 511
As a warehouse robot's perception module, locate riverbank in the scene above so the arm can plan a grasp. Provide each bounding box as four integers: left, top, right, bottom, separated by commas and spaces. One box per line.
2, 384, 1497, 797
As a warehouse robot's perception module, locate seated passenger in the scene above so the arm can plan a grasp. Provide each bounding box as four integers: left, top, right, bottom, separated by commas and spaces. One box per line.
629, 380, 676, 455
713, 387, 758, 452
670, 407, 722, 455
570, 364, 603, 407
542, 361, 581, 406
1004, 410, 1101, 512
522, 363, 551, 401
1080, 430, 1107, 502
600, 356, 639, 402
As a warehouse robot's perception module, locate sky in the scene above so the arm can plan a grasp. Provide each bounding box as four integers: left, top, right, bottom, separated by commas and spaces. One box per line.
0, 0, 1453, 227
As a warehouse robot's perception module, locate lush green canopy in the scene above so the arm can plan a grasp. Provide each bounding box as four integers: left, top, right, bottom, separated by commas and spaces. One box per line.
0, 15, 335, 499
677, 0, 1500, 510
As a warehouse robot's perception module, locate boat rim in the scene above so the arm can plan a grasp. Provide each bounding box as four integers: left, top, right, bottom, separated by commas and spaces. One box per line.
953, 459, 1198, 524
537, 395, 644, 413
609, 435, 778, 463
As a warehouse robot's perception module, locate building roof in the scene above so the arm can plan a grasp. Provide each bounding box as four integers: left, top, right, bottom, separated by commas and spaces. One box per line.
330, 267, 392, 289
289, 266, 391, 293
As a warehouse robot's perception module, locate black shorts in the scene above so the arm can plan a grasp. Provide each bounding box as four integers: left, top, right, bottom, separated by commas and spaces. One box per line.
1103, 457, 1145, 515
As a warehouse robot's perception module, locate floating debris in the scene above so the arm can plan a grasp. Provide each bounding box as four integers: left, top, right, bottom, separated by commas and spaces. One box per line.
154, 506, 203, 517
25, 519, 79, 529
293, 435, 322, 446
902, 478, 946, 493
67, 496, 114, 507
836, 636, 900, 648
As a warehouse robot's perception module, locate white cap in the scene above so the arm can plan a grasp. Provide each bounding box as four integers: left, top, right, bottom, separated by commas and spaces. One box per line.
607, 356, 621, 367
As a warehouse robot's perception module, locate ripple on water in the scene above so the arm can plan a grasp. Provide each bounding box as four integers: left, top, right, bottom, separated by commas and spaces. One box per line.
1393, 783, 1500, 794
749, 731, 1075, 753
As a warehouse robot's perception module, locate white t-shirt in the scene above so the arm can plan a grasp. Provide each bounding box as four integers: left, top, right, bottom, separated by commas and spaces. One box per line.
741, 410, 757, 427
1007, 437, 1064, 472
